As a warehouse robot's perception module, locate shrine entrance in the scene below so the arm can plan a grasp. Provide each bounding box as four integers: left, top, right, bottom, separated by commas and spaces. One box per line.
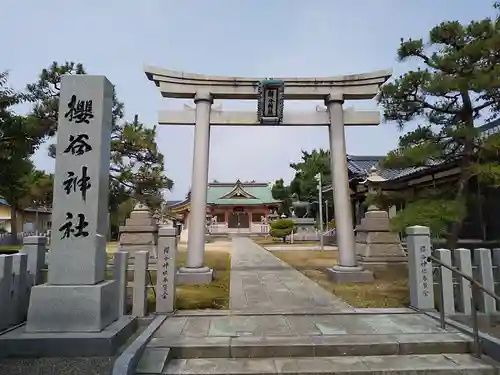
228, 211, 250, 229
145, 66, 391, 284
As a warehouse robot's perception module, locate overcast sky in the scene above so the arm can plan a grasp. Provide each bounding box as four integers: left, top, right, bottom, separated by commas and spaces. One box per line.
2, 0, 495, 200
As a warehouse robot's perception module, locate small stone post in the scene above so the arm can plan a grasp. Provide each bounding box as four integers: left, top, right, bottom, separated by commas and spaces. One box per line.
113, 251, 129, 316
11, 253, 28, 325
156, 227, 178, 313
132, 251, 148, 317
0, 255, 14, 331
435, 249, 455, 314
406, 225, 434, 310
474, 248, 496, 313
455, 248, 473, 314
21, 236, 46, 286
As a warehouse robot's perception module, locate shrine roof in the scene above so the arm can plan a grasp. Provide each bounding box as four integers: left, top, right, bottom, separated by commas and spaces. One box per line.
166, 181, 281, 210
207, 181, 281, 205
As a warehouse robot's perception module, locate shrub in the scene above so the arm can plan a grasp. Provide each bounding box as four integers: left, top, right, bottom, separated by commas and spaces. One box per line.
269, 219, 295, 243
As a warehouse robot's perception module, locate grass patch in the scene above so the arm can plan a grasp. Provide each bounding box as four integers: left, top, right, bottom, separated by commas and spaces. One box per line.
132, 250, 230, 311
270, 250, 409, 308
172, 250, 230, 309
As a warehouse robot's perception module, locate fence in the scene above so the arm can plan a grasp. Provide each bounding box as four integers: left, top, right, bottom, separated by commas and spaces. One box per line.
0, 232, 50, 247
0, 236, 46, 332
0, 227, 178, 333
406, 225, 500, 316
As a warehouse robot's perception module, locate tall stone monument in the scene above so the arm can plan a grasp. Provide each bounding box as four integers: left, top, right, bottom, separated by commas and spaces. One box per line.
355, 166, 407, 268
119, 202, 158, 258
26, 76, 119, 333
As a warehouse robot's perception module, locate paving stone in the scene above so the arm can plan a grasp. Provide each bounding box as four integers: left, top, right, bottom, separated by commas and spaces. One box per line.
295, 356, 370, 373
361, 353, 460, 372
284, 316, 323, 336
179, 317, 210, 337
229, 238, 351, 313
153, 318, 187, 338
135, 348, 170, 374
230, 336, 315, 358
311, 335, 399, 357
330, 315, 378, 334
162, 354, 497, 374
150, 336, 231, 358
394, 333, 471, 355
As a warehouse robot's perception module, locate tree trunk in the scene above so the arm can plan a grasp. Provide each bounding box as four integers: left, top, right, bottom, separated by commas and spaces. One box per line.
9, 204, 18, 245
447, 91, 475, 249
446, 173, 469, 249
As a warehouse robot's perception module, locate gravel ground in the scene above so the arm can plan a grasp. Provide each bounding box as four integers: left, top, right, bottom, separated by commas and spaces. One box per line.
0, 319, 150, 375
0, 357, 116, 375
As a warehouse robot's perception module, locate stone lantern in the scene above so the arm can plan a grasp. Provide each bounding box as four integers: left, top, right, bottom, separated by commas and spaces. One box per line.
354, 166, 407, 268
364, 166, 386, 211
118, 202, 159, 259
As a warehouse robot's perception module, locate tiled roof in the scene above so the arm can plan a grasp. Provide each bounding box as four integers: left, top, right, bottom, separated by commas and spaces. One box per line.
207, 181, 280, 205
166, 181, 280, 208
340, 119, 500, 183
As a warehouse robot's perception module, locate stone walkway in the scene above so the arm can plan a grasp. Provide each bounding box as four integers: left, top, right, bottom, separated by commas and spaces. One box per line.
134, 238, 499, 374
229, 238, 352, 313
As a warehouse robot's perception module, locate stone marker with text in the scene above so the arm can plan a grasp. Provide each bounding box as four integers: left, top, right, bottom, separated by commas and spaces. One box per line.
406, 225, 435, 310
27, 75, 118, 332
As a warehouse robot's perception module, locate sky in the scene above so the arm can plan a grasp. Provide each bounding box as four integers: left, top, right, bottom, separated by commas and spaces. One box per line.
2, 0, 496, 200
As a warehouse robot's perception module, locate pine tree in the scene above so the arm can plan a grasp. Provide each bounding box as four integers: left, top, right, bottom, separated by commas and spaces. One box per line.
27, 61, 173, 215
377, 9, 500, 245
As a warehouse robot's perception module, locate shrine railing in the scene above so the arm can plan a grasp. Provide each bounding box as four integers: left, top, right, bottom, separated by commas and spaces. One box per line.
406, 226, 500, 357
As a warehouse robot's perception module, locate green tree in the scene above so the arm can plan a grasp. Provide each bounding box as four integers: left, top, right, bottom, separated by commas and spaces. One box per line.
271, 178, 291, 215
27, 61, 173, 215
269, 218, 295, 243
377, 12, 500, 246
29, 170, 53, 208
0, 71, 47, 242
289, 149, 331, 202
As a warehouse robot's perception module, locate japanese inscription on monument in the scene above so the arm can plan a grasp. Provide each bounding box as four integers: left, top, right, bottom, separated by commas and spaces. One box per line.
257, 79, 285, 124
420, 245, 429, 297
160, 246, 170, 300
155, 227, 177, 313
47, 75, 114, 285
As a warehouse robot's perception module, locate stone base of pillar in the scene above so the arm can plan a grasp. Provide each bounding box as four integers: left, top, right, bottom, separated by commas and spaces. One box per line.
177, 266, 213, 285
26, 280, 119, 332
357, 255, 408, 270
0, 315, 137, 357
325, 265, 374, 284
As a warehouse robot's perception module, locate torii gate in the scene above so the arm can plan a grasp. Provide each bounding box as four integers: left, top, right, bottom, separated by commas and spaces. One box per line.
145, 66, 391, 284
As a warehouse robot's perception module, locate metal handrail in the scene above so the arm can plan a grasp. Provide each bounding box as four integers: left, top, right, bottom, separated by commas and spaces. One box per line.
427, 254, 500, 358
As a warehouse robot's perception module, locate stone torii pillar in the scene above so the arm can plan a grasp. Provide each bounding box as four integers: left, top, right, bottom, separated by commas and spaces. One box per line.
177, 91, 214, 285
325, 94, 373, 283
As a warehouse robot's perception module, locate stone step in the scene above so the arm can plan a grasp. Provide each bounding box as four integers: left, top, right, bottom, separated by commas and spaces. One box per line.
158, 354, 498, 375
147, 333, 472, 359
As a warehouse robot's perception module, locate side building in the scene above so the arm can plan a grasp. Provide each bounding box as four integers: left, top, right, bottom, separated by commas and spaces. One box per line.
167, 180, 281, 234
323, 120, 500, 241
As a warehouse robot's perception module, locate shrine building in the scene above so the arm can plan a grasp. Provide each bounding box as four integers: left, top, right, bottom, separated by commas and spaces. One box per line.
167, 180, 281, 233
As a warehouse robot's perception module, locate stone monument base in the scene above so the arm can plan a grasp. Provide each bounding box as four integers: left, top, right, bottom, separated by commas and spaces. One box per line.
177, 266, 213, 285
358, 254, 408, 269
26, 280, 118, 333
325, 265, 374, 283
0, 316, 137, 357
